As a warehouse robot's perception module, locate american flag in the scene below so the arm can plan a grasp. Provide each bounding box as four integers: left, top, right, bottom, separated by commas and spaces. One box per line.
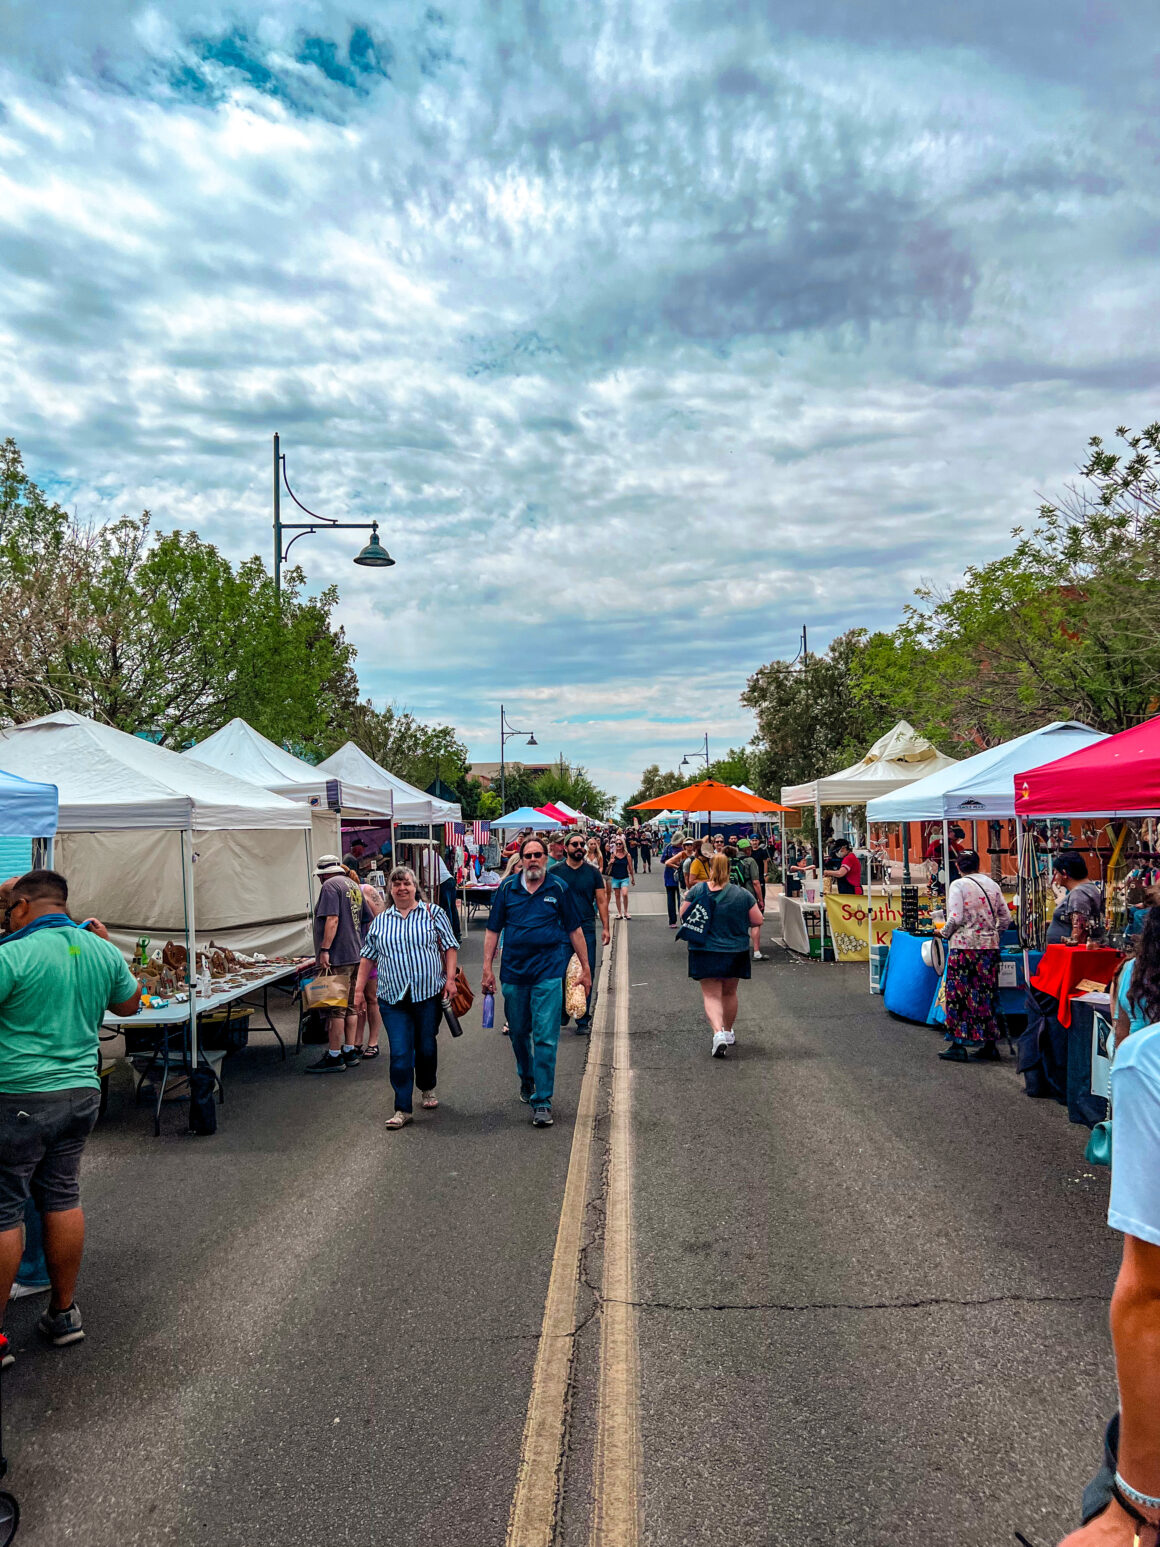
444, 821, 467, 845
472, 819, 490, 845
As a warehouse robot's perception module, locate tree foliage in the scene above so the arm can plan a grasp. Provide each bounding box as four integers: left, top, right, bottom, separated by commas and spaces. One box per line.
741, 630, 893, 797
850, 422, 1160, 746
0, 437, 359, 752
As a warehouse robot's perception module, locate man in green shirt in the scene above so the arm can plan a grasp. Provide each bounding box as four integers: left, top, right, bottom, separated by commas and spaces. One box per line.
0, 870, 140, 1357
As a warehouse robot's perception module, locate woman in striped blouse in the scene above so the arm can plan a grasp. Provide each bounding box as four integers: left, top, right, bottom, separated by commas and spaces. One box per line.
354, 867, 459, 1130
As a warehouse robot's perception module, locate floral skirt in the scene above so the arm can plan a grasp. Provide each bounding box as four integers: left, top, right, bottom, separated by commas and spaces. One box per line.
944, 948, 1001, 1044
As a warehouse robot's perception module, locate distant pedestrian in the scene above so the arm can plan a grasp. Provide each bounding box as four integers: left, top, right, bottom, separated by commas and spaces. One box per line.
823, 839, 863, 896
306, 854, 373, 1074
585, 836, 603, 870
550, 831, 610, 1034
482, 836, 591, 1127
607, 837, 635, 921
937, 849, 1011, 1063
661, 830, 685, 928
680, 853, 764, 1059
548, 834, 567, 866
638, 830, 653, 872
354, 867, 458, 1129
356, 879, 386, 1058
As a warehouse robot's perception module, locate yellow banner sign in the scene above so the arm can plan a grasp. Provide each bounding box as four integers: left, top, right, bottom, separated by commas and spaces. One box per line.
823, 893, 927, 963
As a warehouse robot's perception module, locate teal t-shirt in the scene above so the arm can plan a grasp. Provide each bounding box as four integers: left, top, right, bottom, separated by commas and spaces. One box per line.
686, 882, 755, 953
0, 922, 138, 1093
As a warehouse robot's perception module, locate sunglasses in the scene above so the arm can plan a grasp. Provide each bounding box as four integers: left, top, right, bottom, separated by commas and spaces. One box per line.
524, 849, 546, 859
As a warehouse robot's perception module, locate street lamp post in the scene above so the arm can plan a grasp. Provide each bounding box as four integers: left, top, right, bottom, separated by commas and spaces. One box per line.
272, 432, 395, 599
499, 703, 537, 813
679, 733, 711, 838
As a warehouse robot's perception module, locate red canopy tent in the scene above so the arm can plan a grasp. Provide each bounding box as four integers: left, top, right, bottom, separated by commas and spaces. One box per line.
535, 802, 576, 825
1014, 714, 1160, 817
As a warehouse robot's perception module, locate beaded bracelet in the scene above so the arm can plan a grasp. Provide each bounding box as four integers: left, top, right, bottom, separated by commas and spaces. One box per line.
1117, 1473, 1160, 1513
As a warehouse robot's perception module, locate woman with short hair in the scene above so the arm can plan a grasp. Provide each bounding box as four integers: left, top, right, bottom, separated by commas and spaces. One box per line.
1047, 849, 1105, 945
354, 867, 458, 1129
680, 852, 764, 1059
937, 847, 1012, 1063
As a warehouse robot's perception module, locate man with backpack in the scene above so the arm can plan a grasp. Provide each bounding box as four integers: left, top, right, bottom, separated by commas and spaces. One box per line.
728, 841, 767, 960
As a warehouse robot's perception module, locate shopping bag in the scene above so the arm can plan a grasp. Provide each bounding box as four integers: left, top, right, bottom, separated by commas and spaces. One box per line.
302, 974, 351, 1011
565, 956, 587, 1018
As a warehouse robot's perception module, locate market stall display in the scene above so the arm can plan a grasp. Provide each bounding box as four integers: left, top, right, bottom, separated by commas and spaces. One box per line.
782, 722, 958, 962
0, 711, 315, 1073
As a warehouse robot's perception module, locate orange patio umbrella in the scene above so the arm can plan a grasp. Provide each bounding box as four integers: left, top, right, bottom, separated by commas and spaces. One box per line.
630, 778, 794, 814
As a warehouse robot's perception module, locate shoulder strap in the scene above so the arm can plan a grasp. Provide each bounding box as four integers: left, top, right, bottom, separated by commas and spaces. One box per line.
965, 876, 1001, 925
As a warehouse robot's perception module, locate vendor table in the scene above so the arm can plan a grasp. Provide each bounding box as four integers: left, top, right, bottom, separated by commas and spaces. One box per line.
460, 883, 501, 929
1067, 992, 1112, 1128
779, 895, 833, 958
104, 963, 304, 1135
1028, 945, 1124, 1028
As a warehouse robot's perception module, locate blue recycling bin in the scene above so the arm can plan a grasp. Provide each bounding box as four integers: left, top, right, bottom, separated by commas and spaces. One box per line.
882, 930, 941, 1023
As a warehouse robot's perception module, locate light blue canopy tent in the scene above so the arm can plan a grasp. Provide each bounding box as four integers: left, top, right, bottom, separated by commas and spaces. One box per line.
489, 806, 565, 829
0, 766, 59, 874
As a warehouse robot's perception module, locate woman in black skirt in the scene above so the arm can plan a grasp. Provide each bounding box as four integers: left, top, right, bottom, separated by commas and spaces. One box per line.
680, 852, 764, 1059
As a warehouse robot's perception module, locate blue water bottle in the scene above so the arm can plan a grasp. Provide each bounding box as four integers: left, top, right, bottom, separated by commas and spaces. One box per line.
481, 991, 495, 1029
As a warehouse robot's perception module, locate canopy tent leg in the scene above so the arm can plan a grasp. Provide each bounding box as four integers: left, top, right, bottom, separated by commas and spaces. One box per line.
941, 819, 950, 917
815, 794, 830, 962
867, 821, 874, 986
181, 828, 199, 1073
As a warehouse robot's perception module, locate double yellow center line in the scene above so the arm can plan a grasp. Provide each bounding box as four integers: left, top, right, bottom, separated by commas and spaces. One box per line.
505, 926, 641, 1547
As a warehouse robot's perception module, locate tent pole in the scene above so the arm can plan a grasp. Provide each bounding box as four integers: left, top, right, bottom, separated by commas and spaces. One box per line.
941, 819, 950, 915
815, 793, 829, 962
867, 820, 874, 986
1016, 817, 1031, 986
182, 828, 199, 1076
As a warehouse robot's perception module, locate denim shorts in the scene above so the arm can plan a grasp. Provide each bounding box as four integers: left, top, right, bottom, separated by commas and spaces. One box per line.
609, 877, 631, 890
0, 1089, 101, 1231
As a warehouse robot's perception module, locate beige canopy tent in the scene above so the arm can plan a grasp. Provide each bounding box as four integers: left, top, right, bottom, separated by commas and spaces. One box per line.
0, 712, 315, 1064
780, 722, 958, 961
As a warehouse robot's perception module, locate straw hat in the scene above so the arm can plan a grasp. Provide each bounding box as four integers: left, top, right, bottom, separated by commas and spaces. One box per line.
314, 853, 347, 878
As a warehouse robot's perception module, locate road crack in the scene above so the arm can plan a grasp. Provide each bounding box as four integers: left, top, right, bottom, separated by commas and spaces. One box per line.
615, 1290, 1109, 1314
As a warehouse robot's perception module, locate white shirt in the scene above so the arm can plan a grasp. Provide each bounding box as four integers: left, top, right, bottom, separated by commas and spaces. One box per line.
1109, 1021, 1160, 1246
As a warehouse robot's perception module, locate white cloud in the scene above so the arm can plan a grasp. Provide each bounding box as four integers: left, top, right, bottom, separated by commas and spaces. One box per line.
0, 1, 1156, 797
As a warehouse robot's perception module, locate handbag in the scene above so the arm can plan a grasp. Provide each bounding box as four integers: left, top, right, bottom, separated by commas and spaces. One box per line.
424, 905, 473, 1015
1085, 1120, 1112, 1168
676, 885, 718, 944
302, 973, 352, 1011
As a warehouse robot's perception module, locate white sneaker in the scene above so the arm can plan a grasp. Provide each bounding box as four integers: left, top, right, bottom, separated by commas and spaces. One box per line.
753, 949, 766, 960
723, 1028, 736, 1045
711, 1030, 729, 1058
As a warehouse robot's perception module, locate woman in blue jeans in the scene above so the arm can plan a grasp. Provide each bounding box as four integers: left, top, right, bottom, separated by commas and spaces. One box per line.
354, 867, 458, 1131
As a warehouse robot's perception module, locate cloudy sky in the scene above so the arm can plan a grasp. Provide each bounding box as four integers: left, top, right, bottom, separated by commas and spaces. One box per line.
1, 2, 1157, 799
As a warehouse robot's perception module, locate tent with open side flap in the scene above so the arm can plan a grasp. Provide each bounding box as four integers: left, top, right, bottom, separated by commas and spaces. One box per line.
781, 722, 959, 963
182, 717, 394, 862
0, 711, 316, 1068
0, 768, 58, 840
316, 741, 460, 825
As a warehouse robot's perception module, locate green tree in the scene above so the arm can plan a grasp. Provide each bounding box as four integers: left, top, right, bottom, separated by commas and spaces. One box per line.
0, 435, 359, 751
342, 702, 471, 791
620, 763, 683, 824
741, 630, 892, 798
850, 422, 1160, 744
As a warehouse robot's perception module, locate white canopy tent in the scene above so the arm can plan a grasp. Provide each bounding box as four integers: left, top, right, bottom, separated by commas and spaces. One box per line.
316, 741, 460, 824
864, 722, 1106, 824
0, 712, 315, 1064
182, 717, 394, 859
781, 722, 958, 963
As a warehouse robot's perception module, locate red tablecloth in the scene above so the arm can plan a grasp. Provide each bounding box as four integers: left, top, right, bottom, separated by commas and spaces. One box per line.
1028, 944, 1125, 1027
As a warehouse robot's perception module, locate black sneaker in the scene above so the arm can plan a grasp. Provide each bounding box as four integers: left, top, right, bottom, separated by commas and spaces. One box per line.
342, 1047, 362, 1067
305, 1051, 346, 1074
938, 1044, 969, 1062
575, 1021, 591, 1036
968, 1041, 1001, 1062
38, 1302, 84, 1347
531, 1107, 554, 1127
519, 1083, 535, 1104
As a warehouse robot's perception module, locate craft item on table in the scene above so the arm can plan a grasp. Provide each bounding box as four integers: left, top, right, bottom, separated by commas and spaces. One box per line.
1075, 978, 1110, 995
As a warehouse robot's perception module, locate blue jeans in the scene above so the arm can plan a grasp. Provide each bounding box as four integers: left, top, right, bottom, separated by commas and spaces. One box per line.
503, 978, 564, 1110
380, 992, 442, 1113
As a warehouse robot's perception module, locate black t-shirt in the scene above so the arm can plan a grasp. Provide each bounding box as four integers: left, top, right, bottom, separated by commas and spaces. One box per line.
609, 854, 631, 879
548, 858, 605, 925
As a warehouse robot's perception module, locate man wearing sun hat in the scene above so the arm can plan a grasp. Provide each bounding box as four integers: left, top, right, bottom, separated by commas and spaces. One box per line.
306, 855, 372, 1075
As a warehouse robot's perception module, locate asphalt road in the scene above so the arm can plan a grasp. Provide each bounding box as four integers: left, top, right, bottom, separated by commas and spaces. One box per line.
1, 870, 1121, 1546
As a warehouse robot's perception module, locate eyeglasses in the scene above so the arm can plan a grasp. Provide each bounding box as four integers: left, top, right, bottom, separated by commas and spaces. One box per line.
524, 849, 546, 859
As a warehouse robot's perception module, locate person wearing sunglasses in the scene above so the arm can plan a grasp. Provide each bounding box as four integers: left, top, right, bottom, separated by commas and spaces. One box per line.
482, 835, 591, 1127
550, 832, 611, 1034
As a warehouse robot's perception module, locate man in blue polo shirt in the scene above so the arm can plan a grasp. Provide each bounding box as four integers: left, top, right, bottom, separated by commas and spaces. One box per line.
482, 834, 591, 1127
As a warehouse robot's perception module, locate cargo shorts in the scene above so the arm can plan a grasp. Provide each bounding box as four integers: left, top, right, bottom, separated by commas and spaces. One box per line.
0, 1089, 101, 1231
